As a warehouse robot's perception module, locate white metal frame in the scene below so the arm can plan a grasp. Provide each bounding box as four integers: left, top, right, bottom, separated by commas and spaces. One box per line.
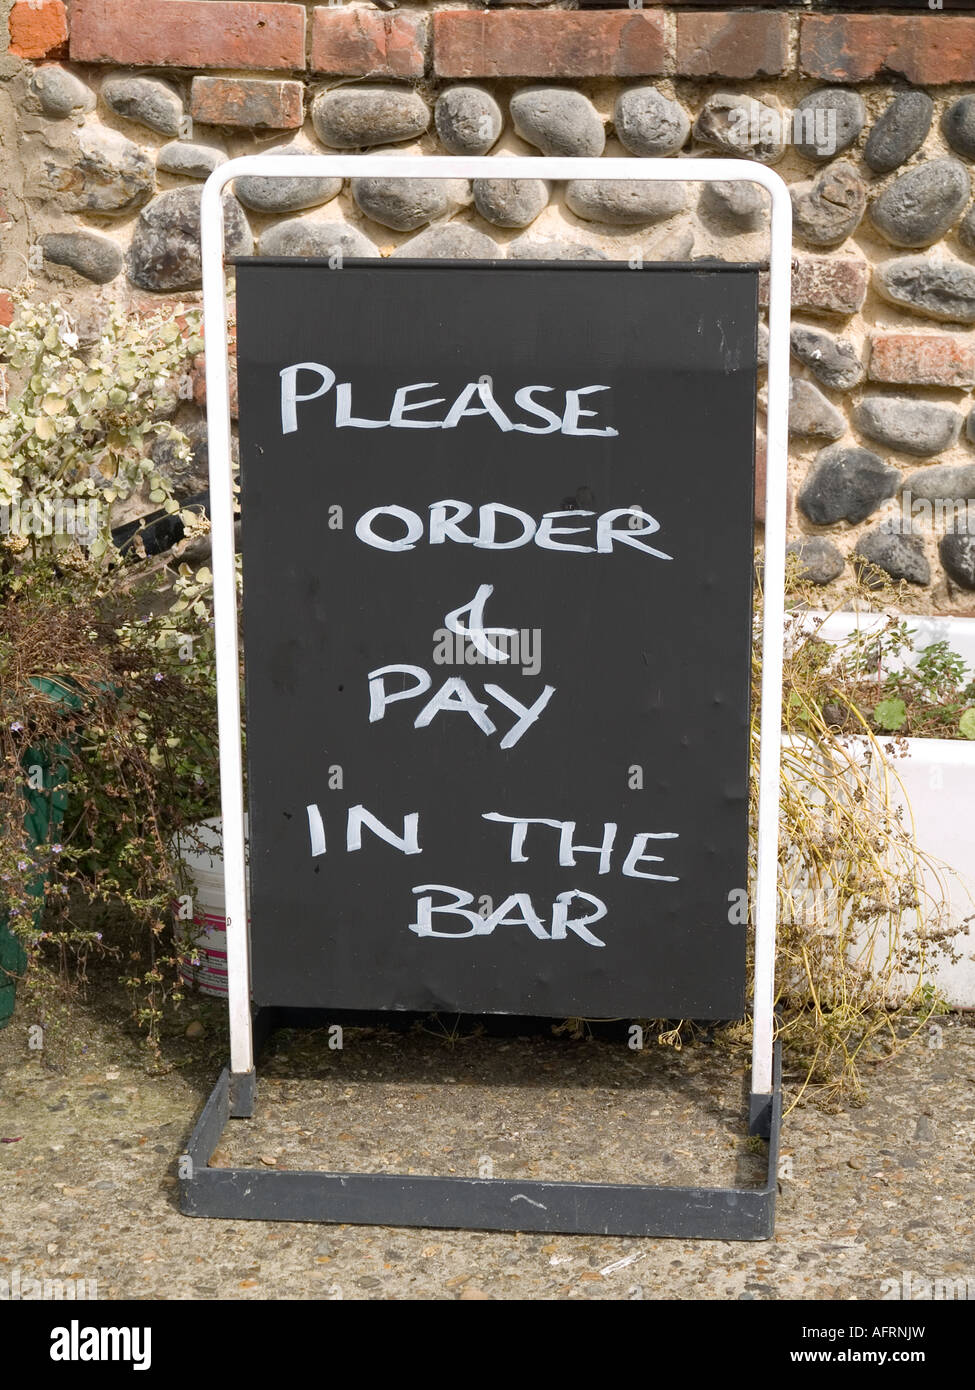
201, 155, 791, 1102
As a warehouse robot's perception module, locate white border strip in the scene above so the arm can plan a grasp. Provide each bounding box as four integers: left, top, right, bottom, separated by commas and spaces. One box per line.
201, 155, 791, 1099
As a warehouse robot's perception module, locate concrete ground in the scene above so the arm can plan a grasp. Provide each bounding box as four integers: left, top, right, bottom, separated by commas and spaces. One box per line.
1, 970, 973, 1301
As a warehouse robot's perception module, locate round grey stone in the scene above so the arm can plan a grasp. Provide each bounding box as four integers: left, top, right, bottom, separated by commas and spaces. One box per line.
311, 86, 429, 149
854, 395, 961, 457
351, 177, 450, 231
29, 65, 95, 120
758, 321, 769, 367
151, 422, 214, 499
392, 223, 499, 260
258, 219, 377, 259
941, 96, 975, 161
565, 178, 685, 226
798, 445, 901, 526
789, 377, 845, 439
785, 537, 845, 584
40, 230, 122, 284
794, 88, 865, 161
956, 203, 975, 252
901, 462, 975, 505
791, 160, 866, 248
874, 256, 975, 323
693, 93, 784, 164
864, 92, 933, 175
235, 152, 341, 213
641, 226, 695, 262
510, 87, 605, 158
435, 87, 502, 156
157, 140, 226, 179
700, 180, 766, 229
508, 238, 606, 261
869, 159, 971, 248
854, 526, 930, 586
790, 325, 864, 390
968, 406, 975, 444
473, 178, 548, 228
101, 75, 183, 136
940, 532, 975, 590
126, 188, 252, 291
55, 125, 155, 215
613, 86, 688, 157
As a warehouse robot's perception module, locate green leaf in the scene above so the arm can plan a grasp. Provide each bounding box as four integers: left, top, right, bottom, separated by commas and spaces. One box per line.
873, 697, 907, 732
959, 709, 975, 740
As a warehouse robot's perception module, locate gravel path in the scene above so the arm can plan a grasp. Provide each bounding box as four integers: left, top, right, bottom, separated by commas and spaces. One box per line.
1, 981, 972, 1301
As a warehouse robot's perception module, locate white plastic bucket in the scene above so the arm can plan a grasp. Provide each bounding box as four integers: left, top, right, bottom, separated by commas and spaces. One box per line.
173, 817, 249, 998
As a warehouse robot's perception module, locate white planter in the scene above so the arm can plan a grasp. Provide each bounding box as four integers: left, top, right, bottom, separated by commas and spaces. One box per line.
173, 817, 250, 999
787, 612, 975, 1007
809, 610, 975, 672
876, 736, 975, 1007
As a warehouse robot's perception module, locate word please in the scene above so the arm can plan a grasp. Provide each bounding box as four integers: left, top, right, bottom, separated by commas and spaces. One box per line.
280, 364, 618, 436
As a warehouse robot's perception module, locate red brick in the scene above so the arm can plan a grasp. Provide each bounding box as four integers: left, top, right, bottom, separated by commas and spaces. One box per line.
191, 351, 237, 418
868, 334, 975, 388
676, 12, 790, 80
0, 293, 14, 328
191, 76, 303, 130
433, 11, 669, 79
800, 15, 975, 86
760, 256, 869, 319
8, 0, 68, 59
311, 10, 426, 78
69, 0, 306, 71
754, 427, 793, 528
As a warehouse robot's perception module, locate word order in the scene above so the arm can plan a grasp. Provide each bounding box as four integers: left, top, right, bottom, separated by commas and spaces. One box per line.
280, 364, 618, 436
355, 500, 671, 558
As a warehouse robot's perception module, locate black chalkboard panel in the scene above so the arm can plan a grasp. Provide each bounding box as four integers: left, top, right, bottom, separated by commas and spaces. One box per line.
235, 260, 757, 1020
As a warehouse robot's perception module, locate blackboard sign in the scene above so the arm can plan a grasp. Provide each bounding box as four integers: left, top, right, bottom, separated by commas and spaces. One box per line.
235, 261, 757, 1020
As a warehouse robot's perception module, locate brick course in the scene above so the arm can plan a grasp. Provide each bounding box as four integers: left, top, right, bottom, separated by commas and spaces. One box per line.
311, 10, 427, 78
800, 15, 975, 86
190, 76, 304, 130
868, 334, 975, 389
8, 0, 68, 60
760, 257, 870, 319
69, 0, 306, 71
676, 12, 790, 80
432, 11, 669, 79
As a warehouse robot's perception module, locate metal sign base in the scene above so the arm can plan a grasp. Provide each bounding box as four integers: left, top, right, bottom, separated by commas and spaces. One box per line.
180, 1013, 781, 1240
